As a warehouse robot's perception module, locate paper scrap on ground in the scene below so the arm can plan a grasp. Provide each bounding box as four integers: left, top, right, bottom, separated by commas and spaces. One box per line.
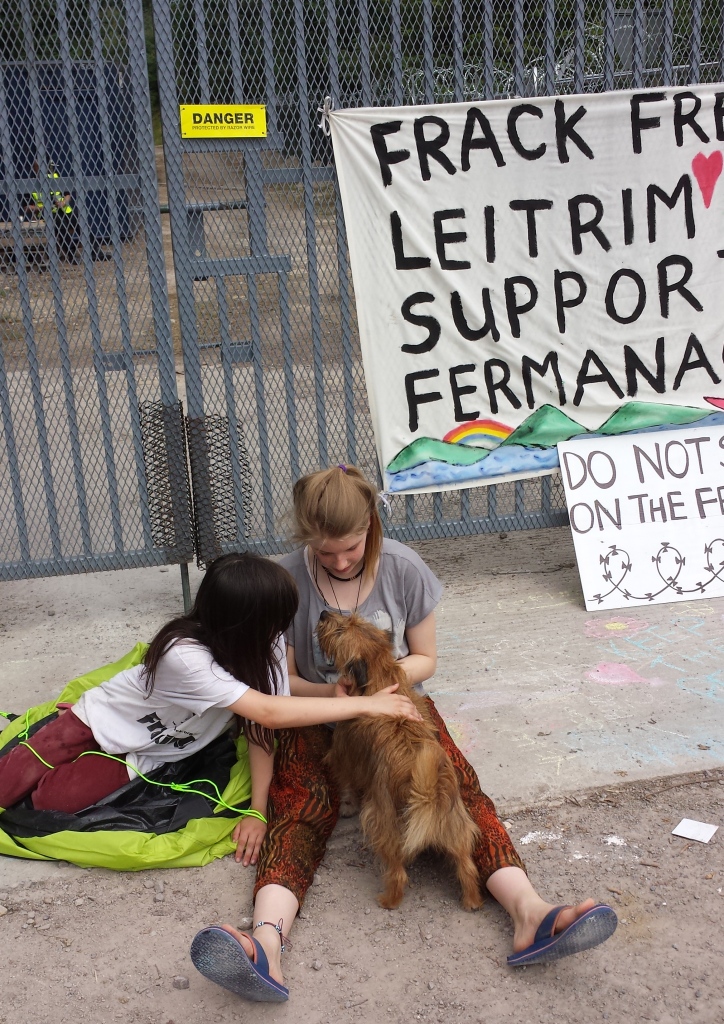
671, 819, 719, 843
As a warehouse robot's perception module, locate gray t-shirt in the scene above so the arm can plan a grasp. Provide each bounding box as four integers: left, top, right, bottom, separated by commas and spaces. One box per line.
280, 538, 443, 688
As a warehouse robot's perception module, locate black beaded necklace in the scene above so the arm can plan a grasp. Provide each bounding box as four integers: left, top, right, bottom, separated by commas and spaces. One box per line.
323, 561, 365, 582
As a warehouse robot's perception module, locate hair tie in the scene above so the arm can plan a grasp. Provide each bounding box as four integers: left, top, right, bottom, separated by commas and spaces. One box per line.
337, 463, 348, 473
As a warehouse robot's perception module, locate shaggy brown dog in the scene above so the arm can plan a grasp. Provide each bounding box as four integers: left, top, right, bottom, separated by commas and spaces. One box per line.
316, 611, 482, 910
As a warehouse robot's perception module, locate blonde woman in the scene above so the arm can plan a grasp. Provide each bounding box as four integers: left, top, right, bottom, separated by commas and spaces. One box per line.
190, 467, 616, 1000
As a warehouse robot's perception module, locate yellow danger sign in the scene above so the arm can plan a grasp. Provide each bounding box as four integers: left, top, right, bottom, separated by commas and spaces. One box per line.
179, 104, 267, 138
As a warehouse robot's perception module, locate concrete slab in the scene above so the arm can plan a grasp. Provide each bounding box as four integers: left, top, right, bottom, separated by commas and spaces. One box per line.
1, 525, 722, 885
418, 527, 724, 808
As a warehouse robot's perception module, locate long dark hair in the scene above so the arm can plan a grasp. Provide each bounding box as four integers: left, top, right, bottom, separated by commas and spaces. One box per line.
143, 553, 298, 753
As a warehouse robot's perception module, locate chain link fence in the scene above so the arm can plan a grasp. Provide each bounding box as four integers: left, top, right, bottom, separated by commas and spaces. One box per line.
3, 2, 722, 577
0, 0, 192, 579
154, 0, 724, 562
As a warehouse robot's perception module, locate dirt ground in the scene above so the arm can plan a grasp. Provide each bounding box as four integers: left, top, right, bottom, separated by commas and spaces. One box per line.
2, 768, 722, 1024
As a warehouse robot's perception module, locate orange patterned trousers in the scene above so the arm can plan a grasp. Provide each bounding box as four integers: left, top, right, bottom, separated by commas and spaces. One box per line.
254, 697, 525, 906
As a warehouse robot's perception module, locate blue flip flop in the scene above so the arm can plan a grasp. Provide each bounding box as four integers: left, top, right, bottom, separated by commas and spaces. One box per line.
507, 903, 618, 966
190, 925, 289, 1002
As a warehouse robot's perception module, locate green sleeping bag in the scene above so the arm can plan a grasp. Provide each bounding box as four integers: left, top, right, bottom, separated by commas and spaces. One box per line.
0, 643, 252, 870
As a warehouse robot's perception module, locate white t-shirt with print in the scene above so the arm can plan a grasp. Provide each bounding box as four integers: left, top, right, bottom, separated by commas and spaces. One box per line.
72, 638, 289, 778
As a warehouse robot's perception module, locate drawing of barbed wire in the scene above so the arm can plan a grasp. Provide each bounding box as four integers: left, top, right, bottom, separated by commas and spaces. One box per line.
591, 540, 724, 604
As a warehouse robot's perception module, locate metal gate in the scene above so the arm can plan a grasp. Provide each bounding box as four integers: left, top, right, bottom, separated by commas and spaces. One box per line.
153, 0, 724, 562
0, 0, 192, 580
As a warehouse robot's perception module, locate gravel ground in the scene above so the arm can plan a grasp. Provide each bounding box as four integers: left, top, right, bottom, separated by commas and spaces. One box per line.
2, 768, 722, 1024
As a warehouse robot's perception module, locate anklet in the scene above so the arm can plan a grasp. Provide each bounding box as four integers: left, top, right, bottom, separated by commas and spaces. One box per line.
254, 919, 292, 953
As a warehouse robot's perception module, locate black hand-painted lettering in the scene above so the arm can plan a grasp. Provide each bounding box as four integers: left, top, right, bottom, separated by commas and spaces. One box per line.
483, 359, 522, 413
509, 199, 553, 257
504, 276, 538, 338
568, 195, 611, 255
554, 100, 594, 162
715, 93, 724, 141
673, 91, 710, 146
673, 334, 721, 390
630, 92, 666, 154
414, 115, 456, 181
400, 293, 440, 353
433, 209, 471, 269
461, 107, 506, 169
647, 176, 695, 242
605, 269, 646, 324
573, 350, 625, 405
522, 352, 567, 408
370, 121, 410, 186
622, 188, 634, 245
405, 369, 443, 431
554, 270, 587, 333
390, 212, 431, 270
449, 364, 480, 421
484, 205, 496, 263
657, 255, 703, 317
451, 289, 500, 342
507, 104, 546, 160
624, 338, 666, 396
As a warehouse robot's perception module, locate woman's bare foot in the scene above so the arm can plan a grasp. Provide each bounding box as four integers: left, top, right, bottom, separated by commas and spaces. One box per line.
512, 898, 597, 953
218, 923, 285, 986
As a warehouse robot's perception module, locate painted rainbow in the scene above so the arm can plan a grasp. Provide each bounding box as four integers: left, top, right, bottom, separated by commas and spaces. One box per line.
442, 419, 513, 448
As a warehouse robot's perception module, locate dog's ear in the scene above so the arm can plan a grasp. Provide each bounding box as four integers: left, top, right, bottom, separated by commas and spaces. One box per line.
346, 659, 368, 693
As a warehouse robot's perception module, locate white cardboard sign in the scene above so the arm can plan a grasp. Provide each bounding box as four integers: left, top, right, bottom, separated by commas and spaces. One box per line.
558, 424, 724, 610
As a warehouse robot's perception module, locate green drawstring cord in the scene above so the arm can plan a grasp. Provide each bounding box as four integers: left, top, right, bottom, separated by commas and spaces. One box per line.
18, 741, 55, 769
20, 709, 31, 740
13, 737, 267, 823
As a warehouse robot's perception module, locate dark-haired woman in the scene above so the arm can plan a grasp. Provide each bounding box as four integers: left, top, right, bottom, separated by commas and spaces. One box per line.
0, 552, 421, 857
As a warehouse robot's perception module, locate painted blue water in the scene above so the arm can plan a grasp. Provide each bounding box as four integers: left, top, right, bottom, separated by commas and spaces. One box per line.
386, 445, 560, 492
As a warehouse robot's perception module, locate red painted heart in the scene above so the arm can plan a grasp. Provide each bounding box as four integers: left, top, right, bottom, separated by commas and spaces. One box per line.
691, 150, 723, 208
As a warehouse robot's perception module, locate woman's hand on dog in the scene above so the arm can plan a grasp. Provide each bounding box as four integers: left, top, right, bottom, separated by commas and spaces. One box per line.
363, 683, 423, 722
334, 675, 353, 698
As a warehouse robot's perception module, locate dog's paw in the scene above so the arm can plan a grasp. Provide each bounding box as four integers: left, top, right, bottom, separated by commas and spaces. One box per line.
377, 891, 404, 910
339, 791, 360, 818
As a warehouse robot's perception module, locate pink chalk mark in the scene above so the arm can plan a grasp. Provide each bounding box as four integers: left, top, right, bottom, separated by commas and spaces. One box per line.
692, 150, 723, 208
586, 662, 667, 687
705, 396, 724, 411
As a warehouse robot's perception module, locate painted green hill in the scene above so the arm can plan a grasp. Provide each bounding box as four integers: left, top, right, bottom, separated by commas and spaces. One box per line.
498, 405, 585, 448
597, 401, 711, 434
387, 401, 716, 475
387, 437, 490, 473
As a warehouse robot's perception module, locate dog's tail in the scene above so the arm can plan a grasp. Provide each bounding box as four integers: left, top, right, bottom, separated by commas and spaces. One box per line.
401, 745, 479, 860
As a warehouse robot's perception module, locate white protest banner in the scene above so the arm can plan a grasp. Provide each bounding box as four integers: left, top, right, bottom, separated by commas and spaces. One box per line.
329, 87, 724, 495
558, 424, 724, 610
